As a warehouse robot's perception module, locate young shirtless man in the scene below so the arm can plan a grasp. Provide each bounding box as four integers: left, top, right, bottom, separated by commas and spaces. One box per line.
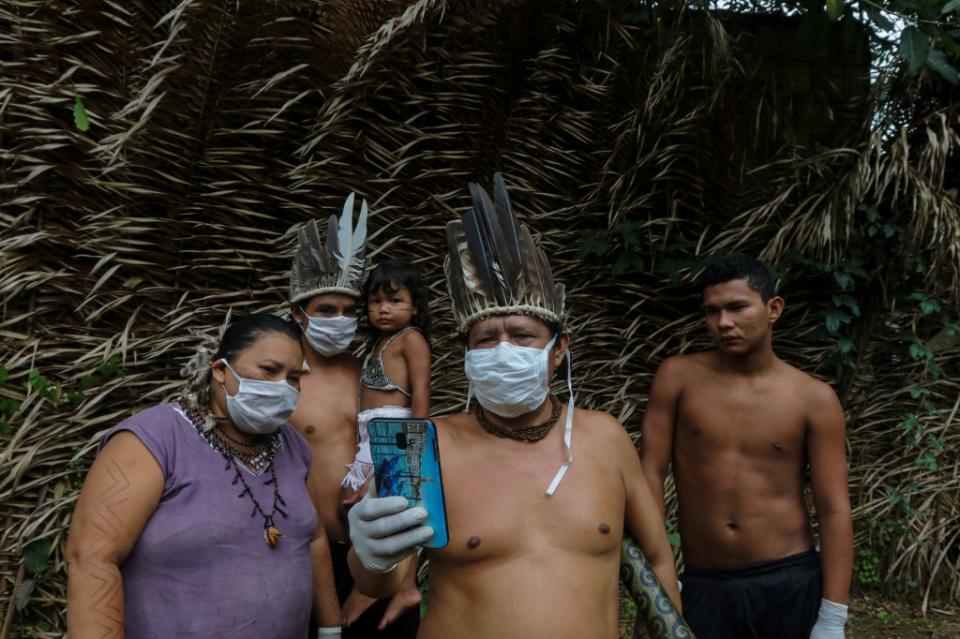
287, 197, 420, 638
342, 175, 682, 639
641, 254, 854, 638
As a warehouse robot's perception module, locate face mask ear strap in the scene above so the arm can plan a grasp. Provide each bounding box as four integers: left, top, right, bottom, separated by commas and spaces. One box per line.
546, 342, 574, 496
219, 359, 236, 381
463, 348, 473, 412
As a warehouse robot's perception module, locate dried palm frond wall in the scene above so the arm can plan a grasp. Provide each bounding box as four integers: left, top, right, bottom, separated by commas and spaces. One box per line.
1, 0, 958, 633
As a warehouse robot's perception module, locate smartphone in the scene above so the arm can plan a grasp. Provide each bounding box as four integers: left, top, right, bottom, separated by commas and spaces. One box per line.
367, 418, 449, 549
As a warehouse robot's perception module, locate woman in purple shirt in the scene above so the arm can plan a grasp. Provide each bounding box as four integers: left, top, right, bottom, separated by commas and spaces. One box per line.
66, 314, 342, 638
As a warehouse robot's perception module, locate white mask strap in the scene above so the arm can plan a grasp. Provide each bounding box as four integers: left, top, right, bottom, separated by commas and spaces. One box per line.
463, 348, 473, 412
546, 343, 574, 496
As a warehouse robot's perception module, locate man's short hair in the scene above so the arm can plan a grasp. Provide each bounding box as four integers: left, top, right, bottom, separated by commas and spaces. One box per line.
697, 254, 778, 301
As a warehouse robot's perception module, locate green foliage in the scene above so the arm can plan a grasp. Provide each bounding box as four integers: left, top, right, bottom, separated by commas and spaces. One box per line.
874, 609, 893, 623
664, 0, 960, 84
855, 547, 882, 587
23, 540, 51, 575
900, 26, 931, 76
73, 95, 90, 131
0, 367, 20, 437
0, 358, 128, 436
578, 222, 658, 275
665, 519, 681, 548
67, 445, 87, 490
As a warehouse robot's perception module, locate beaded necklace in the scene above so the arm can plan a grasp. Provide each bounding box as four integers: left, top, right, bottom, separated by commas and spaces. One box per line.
474, 394, 562, 442
177, 399, 289, 548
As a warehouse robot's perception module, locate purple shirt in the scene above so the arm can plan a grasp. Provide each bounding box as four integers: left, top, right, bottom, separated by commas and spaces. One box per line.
102, 404, 315, 638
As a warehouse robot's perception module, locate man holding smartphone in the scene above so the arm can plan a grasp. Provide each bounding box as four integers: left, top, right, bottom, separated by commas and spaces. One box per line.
344, 174, 682, 639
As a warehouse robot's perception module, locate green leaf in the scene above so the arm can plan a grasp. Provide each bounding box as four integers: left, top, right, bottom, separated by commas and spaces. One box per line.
23, 540, 51, 575
919, 298, 940, 315
620, 221, 644, 248
900, 27, 930, 76
833, 270, 854, 290
928, 434, 946, 452
909, 383, 929, 399
901, 413, 921, 432
820, 309, 850, 334
99, 356, 120, 377
577, 232, 607, 260
0, 421, 11, 436
0, 367, 8, 383
611, 251, 643, 275
837, 337, 857, 355
832, 293, 860, 316
73, 96, 90, 132
908, 341, 931, 360
826, 0, 844, 20
942, 0, 960, 15
926, 49, 960, 84
915, 452, 938, 471
0, 398, 20, 414
42, 386, 61, 403
838, 338, 856, 354
27, 370, 50, 393
865, 5, 895, 30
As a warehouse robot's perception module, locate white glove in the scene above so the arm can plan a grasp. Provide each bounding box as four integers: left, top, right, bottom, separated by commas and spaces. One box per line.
809, 599, 848, 639
316, 626, 341, 639
347, 491, 433, 573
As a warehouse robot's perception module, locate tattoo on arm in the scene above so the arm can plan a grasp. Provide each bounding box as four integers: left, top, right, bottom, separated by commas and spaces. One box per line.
87, 459, 132, 638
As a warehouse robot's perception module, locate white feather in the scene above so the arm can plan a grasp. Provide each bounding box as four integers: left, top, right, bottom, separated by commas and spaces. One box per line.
335, 193, 355, 287
348, 199, 368, 283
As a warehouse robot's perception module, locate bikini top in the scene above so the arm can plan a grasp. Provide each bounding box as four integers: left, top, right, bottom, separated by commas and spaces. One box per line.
360, 327, 419, 397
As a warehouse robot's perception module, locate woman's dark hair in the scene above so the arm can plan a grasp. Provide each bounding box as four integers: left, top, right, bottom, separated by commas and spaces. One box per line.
696, 254, 778, 301
364, 259, 431, 343
180, 314, 301, 428
213, 313, 303, 363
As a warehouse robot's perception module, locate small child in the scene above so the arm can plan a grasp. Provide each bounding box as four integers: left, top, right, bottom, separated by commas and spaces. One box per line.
342, 258, 432, 492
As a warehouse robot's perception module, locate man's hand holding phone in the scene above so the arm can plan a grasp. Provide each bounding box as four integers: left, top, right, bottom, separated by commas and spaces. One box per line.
348, 491, 434, 573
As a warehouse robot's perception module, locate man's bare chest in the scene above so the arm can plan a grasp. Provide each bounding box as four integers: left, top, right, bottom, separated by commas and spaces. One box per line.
291, 381, 357, 445
676, 383, 807, 455
436, 445, 625, 564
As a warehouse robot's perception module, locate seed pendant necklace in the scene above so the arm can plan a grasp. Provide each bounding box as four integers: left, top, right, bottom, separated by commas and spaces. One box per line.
178, 399, 288, 548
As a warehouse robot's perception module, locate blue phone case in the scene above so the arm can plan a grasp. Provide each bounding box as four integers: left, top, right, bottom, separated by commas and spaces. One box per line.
367, 418, 449, 549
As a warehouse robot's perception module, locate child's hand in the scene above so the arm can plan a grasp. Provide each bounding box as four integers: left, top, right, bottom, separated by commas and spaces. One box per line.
339, 480, 370, 510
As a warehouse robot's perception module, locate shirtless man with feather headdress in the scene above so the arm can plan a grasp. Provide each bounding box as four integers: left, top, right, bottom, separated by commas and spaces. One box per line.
343, 175, 683, 639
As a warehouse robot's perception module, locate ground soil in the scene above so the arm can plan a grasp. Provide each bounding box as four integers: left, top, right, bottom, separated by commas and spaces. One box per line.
620, 593, 960, 638
847, 595, 960, 638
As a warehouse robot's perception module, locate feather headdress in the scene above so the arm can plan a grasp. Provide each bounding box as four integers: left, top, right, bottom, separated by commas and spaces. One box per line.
445, 173, 566, 333
290, 193, 369, 303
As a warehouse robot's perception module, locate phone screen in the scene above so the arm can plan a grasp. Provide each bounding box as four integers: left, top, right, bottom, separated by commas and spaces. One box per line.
368, 418, 449, 549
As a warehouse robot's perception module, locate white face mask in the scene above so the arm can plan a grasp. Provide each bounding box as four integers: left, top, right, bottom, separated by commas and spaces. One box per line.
464, 337, 556, 418
463, 335, 576, 497
222, 361, 299, 435
300, 312, 357, 356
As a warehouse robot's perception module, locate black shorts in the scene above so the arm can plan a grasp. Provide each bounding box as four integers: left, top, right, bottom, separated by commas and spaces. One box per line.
680, 549, 822, 639
308, 541, 420, 639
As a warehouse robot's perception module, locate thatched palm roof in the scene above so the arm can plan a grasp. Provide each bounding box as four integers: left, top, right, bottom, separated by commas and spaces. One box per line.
1, 0, 957, 632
